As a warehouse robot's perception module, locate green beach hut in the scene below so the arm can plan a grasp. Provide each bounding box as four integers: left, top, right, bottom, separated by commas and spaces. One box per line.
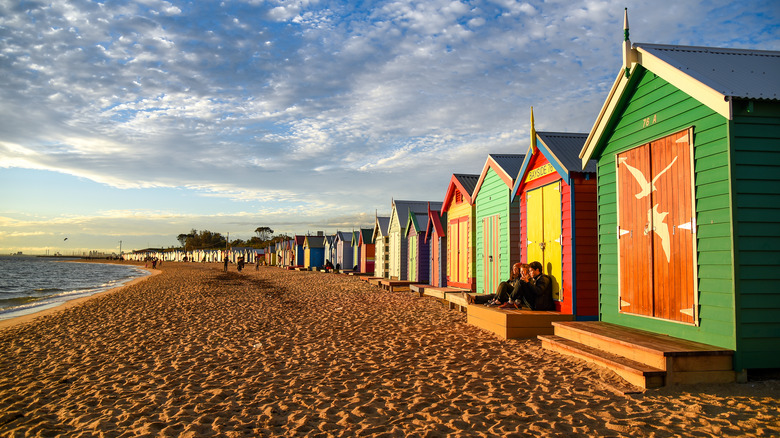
578, 15, 780, 374
472, 154, 525, 295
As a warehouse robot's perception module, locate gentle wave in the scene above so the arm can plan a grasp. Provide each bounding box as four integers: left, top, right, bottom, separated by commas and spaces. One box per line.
0, 258, 149, 321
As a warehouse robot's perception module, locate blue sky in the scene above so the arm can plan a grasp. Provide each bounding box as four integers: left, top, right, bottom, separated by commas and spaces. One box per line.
1, 0, 778, 254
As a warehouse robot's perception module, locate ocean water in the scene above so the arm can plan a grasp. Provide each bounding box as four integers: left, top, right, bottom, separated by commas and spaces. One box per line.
0, 256, 149, 321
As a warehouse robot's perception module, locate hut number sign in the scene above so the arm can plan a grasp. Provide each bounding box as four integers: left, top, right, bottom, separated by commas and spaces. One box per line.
526, 163, 555, 182
642, 114, 658, 128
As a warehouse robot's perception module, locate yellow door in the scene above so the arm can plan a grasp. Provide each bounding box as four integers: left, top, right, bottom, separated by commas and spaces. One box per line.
526, 182, 562, 300
542, 182, 562, 300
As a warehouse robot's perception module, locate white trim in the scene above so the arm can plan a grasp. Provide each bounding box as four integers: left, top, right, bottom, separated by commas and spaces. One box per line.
636, 48, 732, 120
581, 69, 632, 168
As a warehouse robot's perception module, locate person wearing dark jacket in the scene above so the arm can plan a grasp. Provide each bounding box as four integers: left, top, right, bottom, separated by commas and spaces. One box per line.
501, 260, 554, 310
467, 263, 525, 305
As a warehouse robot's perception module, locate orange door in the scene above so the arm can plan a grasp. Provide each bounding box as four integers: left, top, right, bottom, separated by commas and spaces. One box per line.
617, 145, 654, 317
616, 129, 695, 323
651, 130, 695, 323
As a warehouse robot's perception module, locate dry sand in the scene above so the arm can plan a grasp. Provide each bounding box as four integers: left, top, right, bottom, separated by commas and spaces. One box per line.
0, 262, 778, 437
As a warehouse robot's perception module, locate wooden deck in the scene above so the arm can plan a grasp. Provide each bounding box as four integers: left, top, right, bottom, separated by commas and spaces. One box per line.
378, 280, 416, 292
367, 277, 384, 286
409, 284, 428, 297
467, 305, 574, 340
539, 321, 735, 389
445, 292, 469, 312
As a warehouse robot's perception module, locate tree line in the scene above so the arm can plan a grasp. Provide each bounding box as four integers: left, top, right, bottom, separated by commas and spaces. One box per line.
176, 227, 290, 251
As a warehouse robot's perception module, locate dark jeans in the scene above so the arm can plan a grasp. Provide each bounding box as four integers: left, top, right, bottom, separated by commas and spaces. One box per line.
472, 281, 515, 304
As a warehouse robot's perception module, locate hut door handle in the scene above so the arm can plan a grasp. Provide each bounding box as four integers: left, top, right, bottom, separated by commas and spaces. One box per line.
539, 242, 546, 251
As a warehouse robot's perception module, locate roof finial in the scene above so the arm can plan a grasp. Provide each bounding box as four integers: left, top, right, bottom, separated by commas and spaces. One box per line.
623, 7, 629, 42
530, 106, 537, 154
622, 8, 635, 78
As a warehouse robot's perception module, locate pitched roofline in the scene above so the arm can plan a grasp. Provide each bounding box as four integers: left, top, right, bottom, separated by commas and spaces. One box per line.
635, 43, 732, 119
441, 173, 477, 212
510, 132, 575, 201
580, 42, 736, 166
579, 69, 631, 168
472, 155, 517, 201
425, 204, 445, 242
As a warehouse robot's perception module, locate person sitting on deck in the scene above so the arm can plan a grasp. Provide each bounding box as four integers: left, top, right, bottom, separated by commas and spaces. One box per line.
324, 260, 334, 272
500, 261, 554, 311
467, 263, 526, 305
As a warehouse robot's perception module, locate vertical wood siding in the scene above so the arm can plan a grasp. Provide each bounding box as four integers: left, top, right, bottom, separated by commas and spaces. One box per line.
475, 169, 521, 294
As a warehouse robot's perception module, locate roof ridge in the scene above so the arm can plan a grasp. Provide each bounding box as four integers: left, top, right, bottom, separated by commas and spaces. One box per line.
635, 42, 780, 56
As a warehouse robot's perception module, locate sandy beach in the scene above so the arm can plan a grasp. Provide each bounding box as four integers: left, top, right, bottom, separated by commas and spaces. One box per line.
1, 262, 778, 437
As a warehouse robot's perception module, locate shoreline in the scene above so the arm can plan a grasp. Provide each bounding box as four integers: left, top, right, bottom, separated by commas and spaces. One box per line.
0, 261, 159, 330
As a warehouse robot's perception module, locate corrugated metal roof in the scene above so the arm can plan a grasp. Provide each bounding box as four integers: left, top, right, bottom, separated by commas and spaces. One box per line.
453, 173, 480, 197
305, 235, 326, 247
411, 212, 429, 232
636, 43, 780, 100
394, 200, 443, 229
377, 216, 390, 235
336, 231, 352, 243
536, 132, 596, 173
489, 154, 525, 178
360, 228, 374, 244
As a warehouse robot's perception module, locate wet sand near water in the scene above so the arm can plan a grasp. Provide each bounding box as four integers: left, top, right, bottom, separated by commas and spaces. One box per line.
1, 262, 778, 437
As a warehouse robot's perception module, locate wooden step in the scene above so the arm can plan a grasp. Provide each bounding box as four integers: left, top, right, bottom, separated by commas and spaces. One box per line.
539, 335, 666, 389
467, 305, 574, 340
445, 292, 468, 312
548, 321, 735, 386
409, 284, 428, 297
379, 280, 415, 292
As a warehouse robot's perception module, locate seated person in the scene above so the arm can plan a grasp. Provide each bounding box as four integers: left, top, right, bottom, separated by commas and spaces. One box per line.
500, 261, 554, 310
467, 263, 525, 305
324, 260, 334, 271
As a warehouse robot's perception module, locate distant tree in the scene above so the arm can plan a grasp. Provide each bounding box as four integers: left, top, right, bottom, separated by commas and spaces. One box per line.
179, 229, 227, 250
254, 226, 274, 241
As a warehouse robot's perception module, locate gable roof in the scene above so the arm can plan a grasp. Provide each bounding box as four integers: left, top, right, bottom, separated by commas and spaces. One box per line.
392, 200, 443, 232
304, 235, 325, 248
294, 235, 305, 246
637, 43, 780, 101
441, 173, 480, 212
405, 211, 429, 237
335, 231, 352, 244
472, 154, 525, 200
373, 216, 390, 240
511, 131, 593, 199
581, 41, 780, 166
359, 228, 374, 245
425, 206, 446, 243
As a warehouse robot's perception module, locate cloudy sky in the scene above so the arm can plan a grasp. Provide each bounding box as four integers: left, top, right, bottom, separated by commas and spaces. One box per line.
1, 0, 778, 254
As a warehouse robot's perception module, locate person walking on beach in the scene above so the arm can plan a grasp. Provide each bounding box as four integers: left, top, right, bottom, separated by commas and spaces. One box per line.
223, 255, 228, 272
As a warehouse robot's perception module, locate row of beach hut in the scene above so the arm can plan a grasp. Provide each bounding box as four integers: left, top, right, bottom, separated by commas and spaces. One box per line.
130, 16, 780, 385
269, 17, 780, 383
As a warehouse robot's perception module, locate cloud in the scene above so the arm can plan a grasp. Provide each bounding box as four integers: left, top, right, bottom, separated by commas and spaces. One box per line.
1, 0, 778, 251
